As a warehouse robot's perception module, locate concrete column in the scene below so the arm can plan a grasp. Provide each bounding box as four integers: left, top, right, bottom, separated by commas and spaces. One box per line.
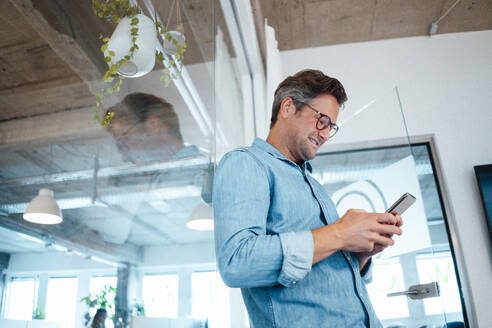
115, 264, 138, 327
178, 269, 192, 319
75, 272, 91, 328
36, 273, 49, 317
0, 253, 10, 317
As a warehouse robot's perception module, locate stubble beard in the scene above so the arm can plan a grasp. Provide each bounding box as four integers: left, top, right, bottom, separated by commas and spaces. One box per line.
299, 137, 316, 161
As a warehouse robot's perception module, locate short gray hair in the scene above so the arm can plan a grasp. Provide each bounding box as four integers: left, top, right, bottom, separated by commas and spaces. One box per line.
270, 69, 347, 128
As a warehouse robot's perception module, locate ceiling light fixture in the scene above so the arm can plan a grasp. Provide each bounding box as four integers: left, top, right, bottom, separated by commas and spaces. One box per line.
187, 200, 214, 231
23, 189, 63, 224
429, 0, 461, 36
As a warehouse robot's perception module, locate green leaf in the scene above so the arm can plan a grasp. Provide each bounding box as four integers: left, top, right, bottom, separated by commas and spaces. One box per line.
131, 17, 139, 25
101, 44, 108, 53
105, 56, 111, 62
103, 37, 110, 42
108, 50, 115, 56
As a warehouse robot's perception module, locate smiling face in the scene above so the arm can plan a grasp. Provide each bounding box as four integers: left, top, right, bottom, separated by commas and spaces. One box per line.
284, 94, 340, 164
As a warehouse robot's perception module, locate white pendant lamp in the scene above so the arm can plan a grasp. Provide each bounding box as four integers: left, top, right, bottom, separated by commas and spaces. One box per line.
187, 200, 213, 231
23, 189, 63, 224
105, 13, 157, 78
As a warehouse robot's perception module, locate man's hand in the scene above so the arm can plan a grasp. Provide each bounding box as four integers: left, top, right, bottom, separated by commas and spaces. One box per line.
312, 209, 402, 265
348, 210, 403, 271
334, 209, 402, 253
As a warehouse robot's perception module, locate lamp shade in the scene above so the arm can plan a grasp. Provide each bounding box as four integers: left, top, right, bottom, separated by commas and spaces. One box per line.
23, 189, 62, 224
186, 200, 213, 231
105, 14, 157, 78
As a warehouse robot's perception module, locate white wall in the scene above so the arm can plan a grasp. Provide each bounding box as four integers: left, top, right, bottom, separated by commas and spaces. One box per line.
280, 30, 492, 327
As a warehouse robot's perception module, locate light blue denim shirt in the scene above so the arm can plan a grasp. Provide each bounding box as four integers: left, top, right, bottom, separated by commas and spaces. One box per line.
213, 138, 382, 328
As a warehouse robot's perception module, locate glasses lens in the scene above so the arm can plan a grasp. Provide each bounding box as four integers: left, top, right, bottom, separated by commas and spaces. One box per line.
329, 124, 339, 138
317, 115, 330, 130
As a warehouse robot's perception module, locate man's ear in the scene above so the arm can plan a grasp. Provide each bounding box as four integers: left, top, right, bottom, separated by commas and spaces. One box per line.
144, 114, 166, 133
279, 97, 295, 120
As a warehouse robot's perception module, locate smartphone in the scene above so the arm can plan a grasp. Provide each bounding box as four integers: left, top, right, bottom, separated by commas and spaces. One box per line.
385, 192, 416, 215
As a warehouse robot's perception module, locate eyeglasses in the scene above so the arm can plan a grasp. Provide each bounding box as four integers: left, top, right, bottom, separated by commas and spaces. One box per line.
297, 101, 339, 138
114, 124, 141, 153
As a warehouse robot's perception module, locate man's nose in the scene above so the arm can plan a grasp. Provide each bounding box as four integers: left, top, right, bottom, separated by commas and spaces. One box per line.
318, 128, 330, 142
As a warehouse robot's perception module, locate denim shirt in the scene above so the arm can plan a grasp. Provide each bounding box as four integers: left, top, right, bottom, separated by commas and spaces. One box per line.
213, 138, 382, 328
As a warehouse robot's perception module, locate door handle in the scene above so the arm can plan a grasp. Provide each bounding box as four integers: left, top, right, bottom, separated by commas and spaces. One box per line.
387, 282, 440, 300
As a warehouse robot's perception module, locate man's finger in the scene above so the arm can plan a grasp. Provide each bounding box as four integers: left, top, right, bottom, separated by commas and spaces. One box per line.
374, 212, 397, 225
373, 234, 395, 247
377, 224, 402, 236
394, 214, 403, 227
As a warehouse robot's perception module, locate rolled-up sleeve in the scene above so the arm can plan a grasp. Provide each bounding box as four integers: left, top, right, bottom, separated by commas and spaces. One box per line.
213, 150, 313, 288
278, 231, 314, 286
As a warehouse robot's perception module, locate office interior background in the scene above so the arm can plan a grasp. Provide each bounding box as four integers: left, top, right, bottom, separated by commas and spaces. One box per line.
0, 0, 491, 327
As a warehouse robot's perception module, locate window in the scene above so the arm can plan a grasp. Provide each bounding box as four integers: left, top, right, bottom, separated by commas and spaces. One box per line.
143, 273, 178, 318
45, 277, 78, 327
191, 271, 230, 327
417, 253, 462, 315
5, 277, 39, 320
365, 259, 409, 319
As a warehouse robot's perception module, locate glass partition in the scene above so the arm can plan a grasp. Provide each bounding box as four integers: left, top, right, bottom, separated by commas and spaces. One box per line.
0, 0, 222, 327
310, 88, 465, 327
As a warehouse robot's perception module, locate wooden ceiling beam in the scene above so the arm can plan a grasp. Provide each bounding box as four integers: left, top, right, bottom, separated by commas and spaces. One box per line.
8, 0, 110, 87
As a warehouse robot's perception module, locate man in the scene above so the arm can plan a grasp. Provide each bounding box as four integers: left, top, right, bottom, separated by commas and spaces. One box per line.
106, 92, 199, 163
213, 69, 403, 327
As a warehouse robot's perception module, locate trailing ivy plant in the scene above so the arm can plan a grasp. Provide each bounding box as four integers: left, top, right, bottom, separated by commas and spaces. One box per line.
91, 0, 187, 126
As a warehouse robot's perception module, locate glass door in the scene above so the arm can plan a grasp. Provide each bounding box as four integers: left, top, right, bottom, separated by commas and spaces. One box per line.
310, 88, 466, 328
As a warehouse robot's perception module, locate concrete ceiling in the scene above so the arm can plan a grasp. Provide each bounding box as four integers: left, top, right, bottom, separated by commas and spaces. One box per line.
259, 0, 492, 51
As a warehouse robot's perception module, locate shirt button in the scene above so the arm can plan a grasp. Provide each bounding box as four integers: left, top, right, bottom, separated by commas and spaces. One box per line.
292, 281, 296, 284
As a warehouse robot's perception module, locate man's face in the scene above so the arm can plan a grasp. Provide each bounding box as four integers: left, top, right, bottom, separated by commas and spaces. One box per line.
109, 119, 173, 163
286, 94, 339, 163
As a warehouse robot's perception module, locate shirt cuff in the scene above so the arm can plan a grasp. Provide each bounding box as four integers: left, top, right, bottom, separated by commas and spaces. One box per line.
277, 231, 314, 287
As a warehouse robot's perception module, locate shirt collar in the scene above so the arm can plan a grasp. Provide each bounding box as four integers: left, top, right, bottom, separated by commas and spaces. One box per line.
252, 138, 313, 173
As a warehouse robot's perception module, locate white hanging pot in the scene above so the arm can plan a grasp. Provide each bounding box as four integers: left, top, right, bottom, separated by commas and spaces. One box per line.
105, 14, 157, 78
163, 30, 186, 55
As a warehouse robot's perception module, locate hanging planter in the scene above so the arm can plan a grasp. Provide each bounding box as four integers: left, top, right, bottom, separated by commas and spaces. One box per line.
91, 0, 187, 125
163, 30, 185, 55
105, 13, 157, 77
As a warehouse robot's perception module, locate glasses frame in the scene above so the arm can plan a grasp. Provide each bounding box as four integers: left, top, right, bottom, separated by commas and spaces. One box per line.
114, 124, 142, 153
297, 101, 339, 138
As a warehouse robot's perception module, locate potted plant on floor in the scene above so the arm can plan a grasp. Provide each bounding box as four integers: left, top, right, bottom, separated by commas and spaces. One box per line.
80, 285, 116, 326
32, 306, 46, 320
91, 0, 187, 125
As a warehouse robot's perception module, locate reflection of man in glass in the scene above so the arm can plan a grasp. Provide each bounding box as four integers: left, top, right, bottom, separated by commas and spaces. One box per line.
106, 92, 197, 163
